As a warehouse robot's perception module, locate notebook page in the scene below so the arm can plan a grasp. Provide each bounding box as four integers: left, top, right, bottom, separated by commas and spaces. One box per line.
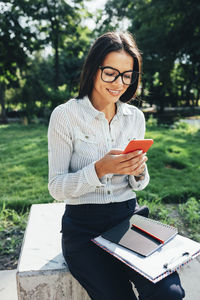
131, 214, 178, 243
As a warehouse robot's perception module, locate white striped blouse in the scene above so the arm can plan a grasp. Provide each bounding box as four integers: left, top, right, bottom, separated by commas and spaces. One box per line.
48, 96, 150, 205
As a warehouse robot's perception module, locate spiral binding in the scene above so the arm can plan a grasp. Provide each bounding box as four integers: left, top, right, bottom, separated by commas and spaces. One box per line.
133, 214, 178, 232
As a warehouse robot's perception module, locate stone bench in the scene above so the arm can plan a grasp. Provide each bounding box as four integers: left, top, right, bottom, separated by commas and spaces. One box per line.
16, 203, 91, 300
16, 203, 200, 300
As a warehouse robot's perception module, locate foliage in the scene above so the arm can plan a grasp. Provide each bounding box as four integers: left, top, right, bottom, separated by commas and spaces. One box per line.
21, 0, 89, 91
0, 202, 28, 269
0, 0, 36, 83
1, 0, 200, 119
100, 0, 200, 110
138, 193, 172, 224
9, 50, 86, 119
0, 202, 28, 256
0, 0, 37, 119
0, 0, 92, 119
179, 197, 200, 241
146, 114, 158, 128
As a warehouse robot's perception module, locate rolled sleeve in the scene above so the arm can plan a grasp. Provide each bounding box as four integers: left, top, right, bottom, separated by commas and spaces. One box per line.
128, 165, 150, 191
83, 162, 105, 188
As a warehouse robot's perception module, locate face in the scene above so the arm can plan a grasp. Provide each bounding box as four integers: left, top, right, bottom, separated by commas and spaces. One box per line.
91, 50, 134, 108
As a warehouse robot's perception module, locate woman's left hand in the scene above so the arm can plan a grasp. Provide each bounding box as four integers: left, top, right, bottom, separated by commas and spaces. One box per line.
95, 149, 148, 178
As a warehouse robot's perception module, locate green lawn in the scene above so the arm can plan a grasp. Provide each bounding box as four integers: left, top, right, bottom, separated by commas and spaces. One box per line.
138, 121, 200, 203
0, 121, 200, 209
0, 123, 53, 210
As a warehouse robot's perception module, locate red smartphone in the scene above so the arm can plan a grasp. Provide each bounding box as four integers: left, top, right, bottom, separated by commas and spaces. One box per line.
123, 139, 154, 154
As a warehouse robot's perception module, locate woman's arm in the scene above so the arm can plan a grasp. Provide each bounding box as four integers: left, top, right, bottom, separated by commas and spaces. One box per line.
128, 111, 150, 190
48, 106, 104, 201
95, 110, 150, 191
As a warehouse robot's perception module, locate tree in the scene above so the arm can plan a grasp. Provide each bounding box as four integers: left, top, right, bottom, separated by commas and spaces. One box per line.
0, 0, 36, 122
23, 0, 88, 91
101, 0, 200, 109
14, 28, 91, 118
0, 0, 92, 119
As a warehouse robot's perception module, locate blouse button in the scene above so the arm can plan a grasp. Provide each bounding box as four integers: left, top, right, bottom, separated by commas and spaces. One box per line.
107, 190, 111, 195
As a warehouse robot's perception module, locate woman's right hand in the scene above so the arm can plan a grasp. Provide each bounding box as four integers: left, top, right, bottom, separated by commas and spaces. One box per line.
95, 149, 148, 179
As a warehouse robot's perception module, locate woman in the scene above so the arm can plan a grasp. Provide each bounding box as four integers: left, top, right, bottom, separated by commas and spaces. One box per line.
48, 32, 185, 300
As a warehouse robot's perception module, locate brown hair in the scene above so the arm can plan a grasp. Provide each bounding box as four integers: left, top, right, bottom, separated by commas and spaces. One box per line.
78, 31, 142, 103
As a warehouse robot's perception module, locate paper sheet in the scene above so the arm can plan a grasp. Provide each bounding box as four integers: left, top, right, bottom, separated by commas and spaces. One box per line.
94, 234, 200, 281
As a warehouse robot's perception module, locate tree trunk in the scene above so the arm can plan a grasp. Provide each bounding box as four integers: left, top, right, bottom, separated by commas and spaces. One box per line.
0, 82, 8, 123
195, 91, 199, 106
140, 81, 145, 98
54, 21, 59, 91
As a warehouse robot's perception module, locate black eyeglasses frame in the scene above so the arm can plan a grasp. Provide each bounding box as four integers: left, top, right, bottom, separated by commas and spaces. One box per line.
99, 66, 140, 85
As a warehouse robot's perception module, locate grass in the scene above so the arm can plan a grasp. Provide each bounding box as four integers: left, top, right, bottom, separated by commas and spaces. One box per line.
137, 119, 200, 203
0, 202, 29, 269
139, 195, 200, 243
179, 197, 200, 241
1, 120, 200, 210
0, 123, 53, 210
0, 120, 200, 268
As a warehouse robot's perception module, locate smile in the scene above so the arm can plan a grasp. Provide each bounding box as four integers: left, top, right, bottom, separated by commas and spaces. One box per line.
107, 89, 122, 96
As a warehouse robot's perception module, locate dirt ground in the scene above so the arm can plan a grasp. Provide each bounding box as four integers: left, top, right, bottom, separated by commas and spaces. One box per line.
0, 229, 24, 270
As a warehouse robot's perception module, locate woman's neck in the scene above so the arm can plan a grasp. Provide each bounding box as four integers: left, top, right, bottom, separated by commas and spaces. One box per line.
105, 105, 117, 124
91, 101, 117, 123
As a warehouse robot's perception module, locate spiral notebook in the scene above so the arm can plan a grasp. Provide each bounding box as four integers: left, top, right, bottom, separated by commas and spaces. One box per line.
101, 214, 178, 257
92, 215, 200, 283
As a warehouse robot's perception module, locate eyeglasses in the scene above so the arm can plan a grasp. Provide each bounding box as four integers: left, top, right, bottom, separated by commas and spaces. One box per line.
99, 66, 140, 85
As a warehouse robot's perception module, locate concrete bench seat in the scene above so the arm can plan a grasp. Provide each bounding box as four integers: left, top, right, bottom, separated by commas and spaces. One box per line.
16, 203, 91, 300
16, 203, 200, 300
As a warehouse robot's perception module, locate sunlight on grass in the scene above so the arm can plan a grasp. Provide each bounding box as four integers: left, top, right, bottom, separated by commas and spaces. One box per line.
0, 124, 52, 209
143, 122, 200, 203
1, 122, 200, 209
